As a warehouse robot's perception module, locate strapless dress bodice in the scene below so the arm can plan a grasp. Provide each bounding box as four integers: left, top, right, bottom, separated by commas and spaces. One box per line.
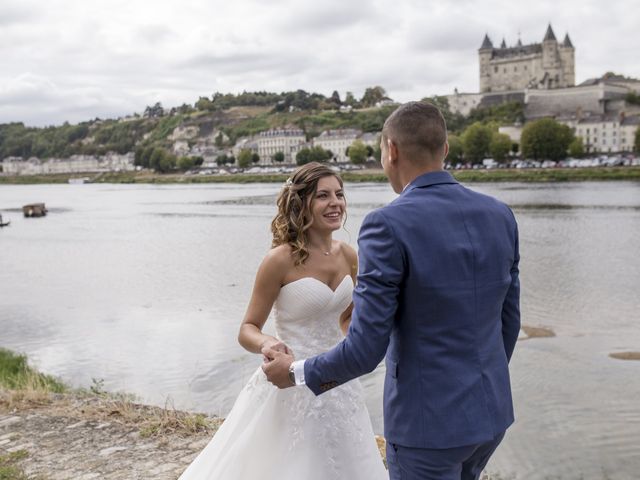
273, 275, 352, 359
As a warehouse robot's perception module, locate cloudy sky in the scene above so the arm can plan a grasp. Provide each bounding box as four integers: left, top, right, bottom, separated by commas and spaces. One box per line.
1, 0, 638, 126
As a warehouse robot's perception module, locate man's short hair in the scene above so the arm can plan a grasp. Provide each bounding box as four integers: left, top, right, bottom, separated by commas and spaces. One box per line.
382, 101, 447, 159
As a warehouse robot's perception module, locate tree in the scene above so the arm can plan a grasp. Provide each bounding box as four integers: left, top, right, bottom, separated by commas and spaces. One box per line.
273, 151, 285, 163
195, 96, 214, 111
462, 122, 492, 163
214, 131, 225, 148
251, 152, 260, 164
309, 146, 332, 162
177, 156, 196, 171
446, 135, 464, 164
360, 86, 388, 107
635, 127, 640, 154
344, 91, 358, 107
520, 118, 574, 160
373, 144, 382, 162
237, 149, 253, 168
143, 102, 164, 118
568, 137, 585, 158
490, 132, 512, 163
329, 90, 341, 106
348, 140, 368, 164
133, 146, 154, 168
216, 154, 229, 166
149, 147, 176, 173
296, 148, 312, 165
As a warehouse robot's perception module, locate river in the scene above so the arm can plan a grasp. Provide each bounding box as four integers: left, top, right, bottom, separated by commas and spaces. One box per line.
1, 180, 639, 479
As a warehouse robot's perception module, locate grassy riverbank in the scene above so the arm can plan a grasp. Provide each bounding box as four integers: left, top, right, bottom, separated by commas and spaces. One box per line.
0, 348, 224, 479
1, 166, 640, 185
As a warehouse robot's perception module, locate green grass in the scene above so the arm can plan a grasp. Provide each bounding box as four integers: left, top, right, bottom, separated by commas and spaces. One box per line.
0, 450, 29, 480
0, 349, 66, 393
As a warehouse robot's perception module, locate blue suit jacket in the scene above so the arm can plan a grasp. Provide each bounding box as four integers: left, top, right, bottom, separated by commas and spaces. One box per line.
304, 171, 520, 449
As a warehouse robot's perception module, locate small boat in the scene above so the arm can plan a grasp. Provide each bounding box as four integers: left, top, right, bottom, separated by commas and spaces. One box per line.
23, 203, 48, 218
68, 177, 90, 184
0, 214, 9, 227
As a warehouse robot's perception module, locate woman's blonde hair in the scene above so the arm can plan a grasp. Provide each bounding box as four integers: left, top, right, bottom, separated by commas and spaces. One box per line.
271, 162, 344, 265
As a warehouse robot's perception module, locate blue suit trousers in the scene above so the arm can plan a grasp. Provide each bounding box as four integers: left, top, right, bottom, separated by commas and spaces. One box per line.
386, 431, 506, 480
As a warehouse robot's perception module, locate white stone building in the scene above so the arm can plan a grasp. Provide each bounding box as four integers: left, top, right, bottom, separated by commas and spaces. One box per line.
358, 132, 381, 147
1, 153, 135, 175
446, 90, 483, 116
312, 129, 362, 162
256, 128, 306, 164
560, 114, 640, 153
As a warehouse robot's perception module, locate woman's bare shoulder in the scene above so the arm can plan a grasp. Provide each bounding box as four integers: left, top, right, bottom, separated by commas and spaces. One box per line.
338, 241, 357, 262
263, 244, 295, 268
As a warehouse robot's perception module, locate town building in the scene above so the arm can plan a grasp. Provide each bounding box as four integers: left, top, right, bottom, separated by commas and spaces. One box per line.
1, 153, 135, 175
255, 128, 306, 164
312, 129, 362, 162
559, 113, 640, 153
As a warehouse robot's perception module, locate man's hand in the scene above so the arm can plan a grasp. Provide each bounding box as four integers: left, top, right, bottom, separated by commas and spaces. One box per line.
261, 348, 295, 389
260, 338, 291, 363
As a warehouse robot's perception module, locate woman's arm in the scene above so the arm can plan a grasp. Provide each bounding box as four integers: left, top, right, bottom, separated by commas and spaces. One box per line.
238, 247, 291, 355
338, 242, 359, 335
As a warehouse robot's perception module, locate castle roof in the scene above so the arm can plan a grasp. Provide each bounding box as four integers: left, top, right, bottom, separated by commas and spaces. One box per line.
480, 34, 493, 49
563, 33, 573, 48
500, 38, 507, 48
621, 115, 640, 126
544, 24, 557, 42
516, 38, 523, 47
492, 43, 542, 59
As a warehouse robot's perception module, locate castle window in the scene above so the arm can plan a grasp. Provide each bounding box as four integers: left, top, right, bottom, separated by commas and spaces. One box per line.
524, 65, 527, 70
504, 68, 507, 73
514, 66, 517, 72
494, 66, 498, 73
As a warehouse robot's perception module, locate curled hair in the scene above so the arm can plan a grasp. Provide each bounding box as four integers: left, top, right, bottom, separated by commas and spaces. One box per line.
271, 162, 344, 265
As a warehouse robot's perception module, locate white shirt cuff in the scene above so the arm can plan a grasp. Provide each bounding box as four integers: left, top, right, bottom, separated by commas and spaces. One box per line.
292, 359, 306, 386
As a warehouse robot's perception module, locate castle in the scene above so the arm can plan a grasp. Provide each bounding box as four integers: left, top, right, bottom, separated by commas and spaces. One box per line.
479, 24, 575, 93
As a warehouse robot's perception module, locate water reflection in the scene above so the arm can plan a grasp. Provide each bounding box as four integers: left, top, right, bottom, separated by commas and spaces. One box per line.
1, 181, 639, 479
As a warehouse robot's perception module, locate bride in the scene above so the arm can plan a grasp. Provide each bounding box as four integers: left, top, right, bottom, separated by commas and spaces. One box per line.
178, 162, 387, 479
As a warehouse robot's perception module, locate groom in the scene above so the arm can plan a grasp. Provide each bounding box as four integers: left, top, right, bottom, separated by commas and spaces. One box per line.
263, 101, 520, 479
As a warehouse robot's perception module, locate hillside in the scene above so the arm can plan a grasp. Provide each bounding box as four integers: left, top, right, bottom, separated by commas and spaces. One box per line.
0, 88, 402, 161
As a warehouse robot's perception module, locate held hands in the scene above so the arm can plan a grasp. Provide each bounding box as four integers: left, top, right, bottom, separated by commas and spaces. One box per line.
261, 345, 295, 389
259, 337, 291, 362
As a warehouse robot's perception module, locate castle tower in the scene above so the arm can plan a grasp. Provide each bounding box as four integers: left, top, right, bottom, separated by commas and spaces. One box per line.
478, 34, 494, 93
560, 33, 576, 87
541, 24, 559, 88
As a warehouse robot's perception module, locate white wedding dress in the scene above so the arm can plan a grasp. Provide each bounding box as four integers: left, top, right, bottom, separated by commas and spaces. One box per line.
178, 275, 387, 479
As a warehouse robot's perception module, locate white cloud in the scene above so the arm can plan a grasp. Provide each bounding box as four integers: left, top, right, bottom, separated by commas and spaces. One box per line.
0, 0, 638, 126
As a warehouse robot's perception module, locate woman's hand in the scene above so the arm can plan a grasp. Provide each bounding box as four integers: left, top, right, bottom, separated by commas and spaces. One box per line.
260, 337, 292, 362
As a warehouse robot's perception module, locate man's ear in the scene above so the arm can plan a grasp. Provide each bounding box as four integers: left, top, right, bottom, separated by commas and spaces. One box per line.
442, 141, 449, 161
387, 139, 399, 165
